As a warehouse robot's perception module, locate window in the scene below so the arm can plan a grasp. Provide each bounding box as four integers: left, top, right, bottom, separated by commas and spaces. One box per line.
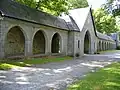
78, 40, 80, 48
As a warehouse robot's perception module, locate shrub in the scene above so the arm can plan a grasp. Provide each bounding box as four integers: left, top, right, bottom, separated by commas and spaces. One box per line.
75, 53, 80, 57
116, 46, 120, 50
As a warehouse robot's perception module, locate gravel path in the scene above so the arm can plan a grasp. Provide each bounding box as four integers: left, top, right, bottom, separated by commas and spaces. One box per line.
0, 51, 120, 90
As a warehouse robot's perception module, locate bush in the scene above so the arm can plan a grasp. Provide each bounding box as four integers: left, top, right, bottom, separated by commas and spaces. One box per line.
75, 53, 80, 57
116, 46, 120, 50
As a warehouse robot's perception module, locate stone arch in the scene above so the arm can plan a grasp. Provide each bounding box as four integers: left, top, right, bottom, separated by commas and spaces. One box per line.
5, 26, 25, 56
51, 33, 61, 53
84, 30, 91, 54
32, 30, 46, 54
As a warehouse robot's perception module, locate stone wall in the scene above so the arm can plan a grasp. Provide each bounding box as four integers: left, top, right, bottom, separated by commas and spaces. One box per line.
0, 17, 68, 58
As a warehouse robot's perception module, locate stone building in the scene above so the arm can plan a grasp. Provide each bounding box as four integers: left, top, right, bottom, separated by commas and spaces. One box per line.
0, 0, 117, 58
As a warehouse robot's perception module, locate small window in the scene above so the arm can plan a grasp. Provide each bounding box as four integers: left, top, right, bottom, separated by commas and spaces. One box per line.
78, 40, 80, 48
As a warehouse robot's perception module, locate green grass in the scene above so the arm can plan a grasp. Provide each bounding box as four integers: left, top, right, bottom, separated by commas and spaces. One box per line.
0, 56, 72, 70
67, 62, 120, 90
98, 50, 119, 54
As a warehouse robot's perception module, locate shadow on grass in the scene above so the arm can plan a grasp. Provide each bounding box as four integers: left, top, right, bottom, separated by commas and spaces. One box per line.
67, 62, 120, 90
0, 56, 72, 70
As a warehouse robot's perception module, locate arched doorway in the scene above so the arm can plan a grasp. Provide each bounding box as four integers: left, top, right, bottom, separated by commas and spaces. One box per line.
51, 33, 61, 53
99, 41, 101, 51
84, 31, 91, 54
33, 30, 45, 54
5, 26, 25, 56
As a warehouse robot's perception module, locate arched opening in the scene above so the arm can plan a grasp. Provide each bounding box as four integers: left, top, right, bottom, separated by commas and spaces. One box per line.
51, 33, 61, 53
105, 42, 107, 50
107, 42, 109, 50
5, 26, 25, 56
33, 30, 45, 54
102, 41, 104, 51
99, 41, 101, 51
84, 31, 91, 54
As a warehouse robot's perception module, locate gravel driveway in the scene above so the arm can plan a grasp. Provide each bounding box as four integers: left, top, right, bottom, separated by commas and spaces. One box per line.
0, 51, 120, 90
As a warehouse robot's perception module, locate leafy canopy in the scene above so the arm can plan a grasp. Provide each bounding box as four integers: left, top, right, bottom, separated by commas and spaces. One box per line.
68, 0, 88, 9
102, 0, 120, 16
15, 0, 88, 16
15, 0, 69, 16
93, 8, 119, 34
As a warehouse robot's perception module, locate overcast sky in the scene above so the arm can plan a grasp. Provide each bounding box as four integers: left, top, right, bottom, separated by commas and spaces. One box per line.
87, 0, 107, 9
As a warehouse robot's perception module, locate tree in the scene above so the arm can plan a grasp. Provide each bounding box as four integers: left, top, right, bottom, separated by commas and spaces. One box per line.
15, 0, 89, 16
102, 0, 120, 16
68, 0, 88, 9
15, 0, 69, 16
93, 8, 119, 34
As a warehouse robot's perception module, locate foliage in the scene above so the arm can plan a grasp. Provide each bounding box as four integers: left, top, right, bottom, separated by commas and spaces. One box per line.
102, 0, 120, 16
0, 56, 72, 70
116, 46, 120, 50
75, 53, 80, 57
68, 0, 88, 9
15, 0, 69, 16
93, 8, 119, 34
15, 0, 89, 16
67, 62, 120, 90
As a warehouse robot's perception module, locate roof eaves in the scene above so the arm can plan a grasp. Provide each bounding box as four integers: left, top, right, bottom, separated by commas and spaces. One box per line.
89, 8, 98, 37
3, 14, 69, 31
0, 10, 4, 16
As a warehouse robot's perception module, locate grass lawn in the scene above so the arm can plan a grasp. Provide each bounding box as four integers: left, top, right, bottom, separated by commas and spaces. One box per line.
67, 62, 120, 90
0, 56, 72, 70
98, 50, 120, 54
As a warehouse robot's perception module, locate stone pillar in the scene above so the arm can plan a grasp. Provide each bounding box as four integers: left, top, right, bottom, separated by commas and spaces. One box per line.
0, 40, 5, 58
80, 39, 84, 56
100, 42, 102, 51
90, 41, 95, 54
0, 21, 5, 58
25, 40, 33, 56
45, 39, 51, 55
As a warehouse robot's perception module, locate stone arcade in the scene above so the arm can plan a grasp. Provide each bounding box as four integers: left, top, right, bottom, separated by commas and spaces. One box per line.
0, 0, 117, 58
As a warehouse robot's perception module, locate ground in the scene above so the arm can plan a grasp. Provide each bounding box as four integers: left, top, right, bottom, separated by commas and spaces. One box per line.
0, 51, 120, 90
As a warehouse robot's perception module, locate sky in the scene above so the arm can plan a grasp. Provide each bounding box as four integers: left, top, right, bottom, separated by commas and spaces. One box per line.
87, 0, 106, 9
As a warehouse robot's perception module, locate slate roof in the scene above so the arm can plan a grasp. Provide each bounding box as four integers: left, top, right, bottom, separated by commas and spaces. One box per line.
110, 33, 117, 40
60, 15, 79, 31
97, 32, 114, 41
0, 0, 69, 30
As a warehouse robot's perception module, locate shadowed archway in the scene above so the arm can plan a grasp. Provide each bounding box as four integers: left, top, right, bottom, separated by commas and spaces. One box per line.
51, 33, 61, 53
5, 26, 25, 56
99, 41, 101, 51
33, 30, 45, 54
84, 31, 91, 54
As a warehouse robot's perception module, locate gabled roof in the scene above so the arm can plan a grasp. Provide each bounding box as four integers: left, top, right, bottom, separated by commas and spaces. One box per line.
60, 15, 79, 31
68, 7, 90, 31
0, 0, 69, 30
